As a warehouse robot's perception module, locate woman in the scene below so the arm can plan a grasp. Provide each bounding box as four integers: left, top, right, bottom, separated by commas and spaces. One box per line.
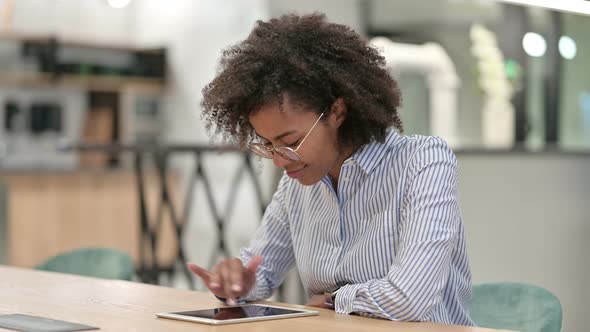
189, 13, 473, 325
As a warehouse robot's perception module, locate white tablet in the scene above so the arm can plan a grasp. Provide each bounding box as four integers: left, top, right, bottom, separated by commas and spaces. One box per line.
156, 304, 319, 325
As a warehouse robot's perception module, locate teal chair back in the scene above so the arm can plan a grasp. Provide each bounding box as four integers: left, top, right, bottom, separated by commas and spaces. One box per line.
470, 282, 562, 332
35, 247, 134, 281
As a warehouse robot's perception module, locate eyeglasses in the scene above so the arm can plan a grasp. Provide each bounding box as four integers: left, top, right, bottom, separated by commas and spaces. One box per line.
249, 111, 325, 162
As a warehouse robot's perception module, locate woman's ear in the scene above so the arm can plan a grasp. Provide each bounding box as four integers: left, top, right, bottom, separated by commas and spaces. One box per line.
329, 98, 347, 128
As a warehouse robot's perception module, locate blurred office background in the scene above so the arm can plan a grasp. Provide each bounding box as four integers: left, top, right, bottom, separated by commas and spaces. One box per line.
0, 0, 588, 331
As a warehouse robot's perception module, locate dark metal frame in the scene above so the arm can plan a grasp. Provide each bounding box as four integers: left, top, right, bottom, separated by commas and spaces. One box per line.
66, 143, 268, 289
544, 11, 563, 144
496, 3, 531, 143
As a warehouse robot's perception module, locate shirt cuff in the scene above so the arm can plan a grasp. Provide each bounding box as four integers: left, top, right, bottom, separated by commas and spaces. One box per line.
335, 283, 364, 314
242, 283, 260, 302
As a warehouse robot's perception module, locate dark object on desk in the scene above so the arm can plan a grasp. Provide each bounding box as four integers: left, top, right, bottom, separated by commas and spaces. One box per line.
0, 314, 99, 332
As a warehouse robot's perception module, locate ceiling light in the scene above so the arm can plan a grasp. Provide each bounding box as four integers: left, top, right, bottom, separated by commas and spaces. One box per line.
559, 36, 577, 60
522, 32, 547, 57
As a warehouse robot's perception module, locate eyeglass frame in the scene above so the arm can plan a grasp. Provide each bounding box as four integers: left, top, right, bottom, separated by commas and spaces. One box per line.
248, 110, 326, 162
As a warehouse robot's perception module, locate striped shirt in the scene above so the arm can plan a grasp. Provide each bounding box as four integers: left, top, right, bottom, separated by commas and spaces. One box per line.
240, 129, 473, 325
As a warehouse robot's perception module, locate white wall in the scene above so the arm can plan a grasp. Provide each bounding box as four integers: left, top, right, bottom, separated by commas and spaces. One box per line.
132, 0, 268, 143
9, 0, 134, 44
458, 154, 590, 332
268, 0, 364, 34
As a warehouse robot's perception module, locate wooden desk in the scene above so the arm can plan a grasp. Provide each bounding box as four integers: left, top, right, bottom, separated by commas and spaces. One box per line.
0, 266, 509, 332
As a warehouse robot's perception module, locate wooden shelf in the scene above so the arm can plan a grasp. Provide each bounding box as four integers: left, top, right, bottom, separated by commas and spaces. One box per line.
0, 31, 163, 53
0, 31, 166, 93
0, 71, 164, 93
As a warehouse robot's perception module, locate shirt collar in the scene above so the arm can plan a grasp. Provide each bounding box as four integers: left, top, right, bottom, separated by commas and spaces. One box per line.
347, 128, 400, 175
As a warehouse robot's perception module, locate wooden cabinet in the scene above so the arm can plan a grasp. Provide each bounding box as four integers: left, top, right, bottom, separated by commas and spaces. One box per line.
0, 171, 178, 268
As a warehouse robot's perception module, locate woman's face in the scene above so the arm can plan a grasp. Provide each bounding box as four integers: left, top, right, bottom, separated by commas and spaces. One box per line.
249, 95, 346, 186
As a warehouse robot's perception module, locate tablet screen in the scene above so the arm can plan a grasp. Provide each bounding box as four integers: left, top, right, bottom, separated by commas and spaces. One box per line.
172, 305, 304, 321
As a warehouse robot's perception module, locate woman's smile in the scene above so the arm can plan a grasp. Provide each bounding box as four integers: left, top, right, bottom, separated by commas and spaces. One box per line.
286, 166, 306, 179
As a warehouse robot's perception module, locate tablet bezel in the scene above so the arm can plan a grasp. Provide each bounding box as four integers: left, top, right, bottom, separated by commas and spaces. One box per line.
156, 304, 320, 325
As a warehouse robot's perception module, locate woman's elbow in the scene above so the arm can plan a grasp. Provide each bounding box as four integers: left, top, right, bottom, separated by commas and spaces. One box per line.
390, 297, 434, 322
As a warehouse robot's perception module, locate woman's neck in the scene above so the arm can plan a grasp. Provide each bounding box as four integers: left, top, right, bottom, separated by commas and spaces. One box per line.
328, 144, 355, 191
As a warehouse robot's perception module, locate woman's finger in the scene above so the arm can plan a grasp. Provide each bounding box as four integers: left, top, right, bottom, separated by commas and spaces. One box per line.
229, 258, 244, 294
219, 261, 237, 305
209, 263, 222, 290
187, 263, 211, 284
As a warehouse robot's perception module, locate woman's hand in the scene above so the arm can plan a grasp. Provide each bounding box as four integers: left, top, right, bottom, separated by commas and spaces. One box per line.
188, 256, 263, 305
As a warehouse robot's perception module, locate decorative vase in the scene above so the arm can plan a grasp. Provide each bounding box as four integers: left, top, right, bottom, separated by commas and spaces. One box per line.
481, 97, 515, 149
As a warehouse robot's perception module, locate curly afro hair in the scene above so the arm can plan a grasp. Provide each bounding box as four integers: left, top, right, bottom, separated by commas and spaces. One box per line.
201, 12, 402, 149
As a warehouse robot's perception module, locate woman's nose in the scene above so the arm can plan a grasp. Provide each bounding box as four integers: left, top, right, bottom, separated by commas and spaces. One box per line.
272, 152, 292, 169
